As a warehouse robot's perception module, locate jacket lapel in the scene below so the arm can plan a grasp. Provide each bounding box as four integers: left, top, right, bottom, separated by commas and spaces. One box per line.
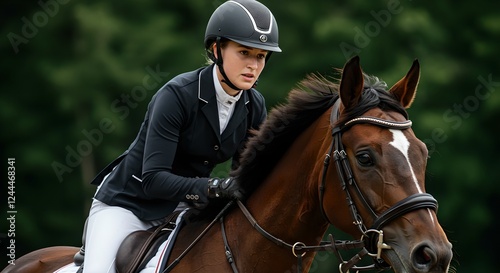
199, 65, 221, 142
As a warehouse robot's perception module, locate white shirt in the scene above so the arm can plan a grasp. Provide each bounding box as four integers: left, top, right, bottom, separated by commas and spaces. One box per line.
212, 66, 242, 134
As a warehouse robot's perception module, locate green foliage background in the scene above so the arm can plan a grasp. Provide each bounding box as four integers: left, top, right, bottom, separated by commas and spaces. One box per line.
1, 0, 499, 272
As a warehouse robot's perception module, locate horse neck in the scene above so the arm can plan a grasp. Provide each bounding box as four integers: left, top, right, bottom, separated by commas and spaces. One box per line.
242, 109, 332, 251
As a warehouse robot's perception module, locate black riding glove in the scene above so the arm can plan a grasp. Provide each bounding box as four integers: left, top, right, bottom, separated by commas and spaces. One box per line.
207, 177, 245, 200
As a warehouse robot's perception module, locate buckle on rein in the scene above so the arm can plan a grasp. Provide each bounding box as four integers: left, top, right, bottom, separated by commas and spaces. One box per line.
338, 229, 392, 273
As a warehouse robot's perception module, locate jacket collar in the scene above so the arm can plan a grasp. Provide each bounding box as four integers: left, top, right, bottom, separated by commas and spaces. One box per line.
198, 64, 250, 105
198, 64, 251, 141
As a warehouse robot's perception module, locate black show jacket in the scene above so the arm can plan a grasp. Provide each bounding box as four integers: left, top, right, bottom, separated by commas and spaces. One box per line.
91, 64, 267, 221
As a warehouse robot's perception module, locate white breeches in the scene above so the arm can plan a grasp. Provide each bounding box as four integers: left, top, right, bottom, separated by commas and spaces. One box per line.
82, 199, 163, 273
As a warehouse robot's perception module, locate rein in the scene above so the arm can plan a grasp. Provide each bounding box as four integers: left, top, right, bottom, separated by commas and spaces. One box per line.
162, 201, 235, 273
221, 200, 367, 273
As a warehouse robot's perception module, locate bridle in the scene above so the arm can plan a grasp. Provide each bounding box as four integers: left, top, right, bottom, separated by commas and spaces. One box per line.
317, 98, 439, 271
163, 98, 439, 273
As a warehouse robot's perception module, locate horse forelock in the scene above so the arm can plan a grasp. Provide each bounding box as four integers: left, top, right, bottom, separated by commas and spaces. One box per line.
231, 74, 338, 196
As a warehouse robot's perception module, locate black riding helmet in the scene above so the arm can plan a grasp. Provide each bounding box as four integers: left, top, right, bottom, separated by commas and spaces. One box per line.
205, 0, 281, 90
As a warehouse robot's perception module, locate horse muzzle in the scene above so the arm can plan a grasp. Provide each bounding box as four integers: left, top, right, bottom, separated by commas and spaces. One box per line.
380, 231, 453, 273
409, 241, 453, 273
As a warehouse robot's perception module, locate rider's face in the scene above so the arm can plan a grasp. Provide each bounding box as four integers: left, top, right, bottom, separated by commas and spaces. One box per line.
214, 41, 268, 95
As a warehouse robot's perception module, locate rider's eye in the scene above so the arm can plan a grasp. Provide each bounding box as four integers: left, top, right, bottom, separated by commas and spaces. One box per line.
356, 152, 374, 167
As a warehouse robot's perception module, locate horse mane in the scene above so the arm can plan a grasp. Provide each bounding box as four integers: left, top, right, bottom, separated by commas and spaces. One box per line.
230, 73, 339, 195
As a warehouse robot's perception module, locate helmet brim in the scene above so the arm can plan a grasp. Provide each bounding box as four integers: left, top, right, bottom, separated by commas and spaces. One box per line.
228, 37, 282, 53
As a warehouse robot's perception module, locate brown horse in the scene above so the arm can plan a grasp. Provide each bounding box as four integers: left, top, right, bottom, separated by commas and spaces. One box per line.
2, 56, 452, 273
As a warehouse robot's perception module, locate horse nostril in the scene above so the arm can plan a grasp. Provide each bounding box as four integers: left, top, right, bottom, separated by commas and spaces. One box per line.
417, 246, 432, 264
413, 245, 437, 269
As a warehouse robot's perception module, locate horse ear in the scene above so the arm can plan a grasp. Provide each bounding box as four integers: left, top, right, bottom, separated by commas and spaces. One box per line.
389, 59, 420, 108
339, 56, 364, 111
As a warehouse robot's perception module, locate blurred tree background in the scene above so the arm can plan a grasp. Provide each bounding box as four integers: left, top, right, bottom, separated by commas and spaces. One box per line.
1, 0, 499, 272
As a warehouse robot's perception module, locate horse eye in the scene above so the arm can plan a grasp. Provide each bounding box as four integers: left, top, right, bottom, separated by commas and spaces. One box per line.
356, 152, 374, 166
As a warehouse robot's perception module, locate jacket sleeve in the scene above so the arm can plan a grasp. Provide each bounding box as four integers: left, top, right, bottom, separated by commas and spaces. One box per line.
140, 86, 209, 204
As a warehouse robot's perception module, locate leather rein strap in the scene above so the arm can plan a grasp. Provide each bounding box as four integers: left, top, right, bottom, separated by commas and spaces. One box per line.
229, 200, 366, 273
161, 201, 235, 273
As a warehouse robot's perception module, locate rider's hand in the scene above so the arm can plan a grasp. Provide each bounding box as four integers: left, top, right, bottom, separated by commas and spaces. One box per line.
207, 177, 246, 200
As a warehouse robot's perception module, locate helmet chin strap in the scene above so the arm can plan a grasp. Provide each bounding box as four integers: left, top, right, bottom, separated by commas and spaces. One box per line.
214, 37, 243, 91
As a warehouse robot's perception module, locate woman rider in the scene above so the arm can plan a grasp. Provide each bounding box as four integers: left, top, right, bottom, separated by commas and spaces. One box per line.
82, 1, 281, 272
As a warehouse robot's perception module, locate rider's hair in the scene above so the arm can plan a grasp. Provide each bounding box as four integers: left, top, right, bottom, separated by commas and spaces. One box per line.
204, 39, 229, 65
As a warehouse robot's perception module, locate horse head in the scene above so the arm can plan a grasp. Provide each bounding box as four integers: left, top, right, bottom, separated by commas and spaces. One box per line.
321, 56, 453, 272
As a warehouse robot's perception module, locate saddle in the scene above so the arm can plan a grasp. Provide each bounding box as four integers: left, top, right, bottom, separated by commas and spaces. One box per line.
115, 210, 183, 273
74, 210, 184, 273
